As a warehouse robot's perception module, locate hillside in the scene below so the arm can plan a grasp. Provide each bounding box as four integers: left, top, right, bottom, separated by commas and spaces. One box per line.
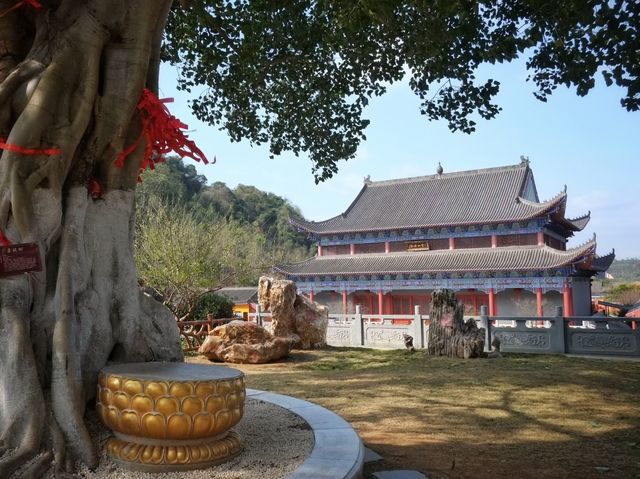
135, 156, 314, 257
607, 258, 640, 282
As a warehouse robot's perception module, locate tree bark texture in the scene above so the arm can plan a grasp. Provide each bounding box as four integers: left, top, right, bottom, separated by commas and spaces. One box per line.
0, 1, 182, 476
426, 289, 485, 359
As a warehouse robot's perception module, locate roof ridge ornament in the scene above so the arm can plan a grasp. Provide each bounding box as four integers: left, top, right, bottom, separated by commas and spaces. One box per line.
363, 175, 372, 185
436, 162, 443, 175
520, 155, 529, 166
563, 184, 567, 193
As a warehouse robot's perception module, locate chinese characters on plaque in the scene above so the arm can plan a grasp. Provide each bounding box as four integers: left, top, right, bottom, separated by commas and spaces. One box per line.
407, 241, 430, 252
0, 243, 42, 277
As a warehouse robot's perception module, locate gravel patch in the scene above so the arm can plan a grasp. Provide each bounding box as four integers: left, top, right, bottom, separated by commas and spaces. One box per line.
11, 398, 314, 479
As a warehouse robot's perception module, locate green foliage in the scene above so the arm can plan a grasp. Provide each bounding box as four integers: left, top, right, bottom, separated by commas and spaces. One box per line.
134, 157, 313, 319
138, 157, 313, 255
608, 259, 640, 283
193, 292, 234, 320
137, 156, 207, 207
604, 283, 640, 306
135, 199, 270, 319
163, 1, 639, 182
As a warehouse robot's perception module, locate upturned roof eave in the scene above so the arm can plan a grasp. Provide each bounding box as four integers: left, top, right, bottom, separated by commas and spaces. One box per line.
589, 249, 616, 272
562, 211, 591, 231
274, 240, 596, 277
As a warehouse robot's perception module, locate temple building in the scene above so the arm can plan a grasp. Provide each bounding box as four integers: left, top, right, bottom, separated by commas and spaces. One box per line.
274, 159, 615, 317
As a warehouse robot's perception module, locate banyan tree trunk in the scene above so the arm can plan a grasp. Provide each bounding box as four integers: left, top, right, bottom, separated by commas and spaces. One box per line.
426, 289, 485, 359
0, 1, 182, 477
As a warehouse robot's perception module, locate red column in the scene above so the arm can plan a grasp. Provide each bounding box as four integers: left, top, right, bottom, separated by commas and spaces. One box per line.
384, 241, 390, 253
309, 291, 315, 302
449, 237, 455, 250
491, 234, 498, 248
350, 243, 355, 255
537, 231, 545, 246
488, 288, 496, 316
536, 288, 543, 317
563, 282, 571, 317
632, 321, 638, 331
342, 290, 348, 314
318, 245, 323, 256
567, 285, 574, 317
378, 291, 384, 315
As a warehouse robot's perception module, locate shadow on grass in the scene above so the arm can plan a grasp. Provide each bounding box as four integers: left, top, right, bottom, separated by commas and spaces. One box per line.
225, 348, 640, 479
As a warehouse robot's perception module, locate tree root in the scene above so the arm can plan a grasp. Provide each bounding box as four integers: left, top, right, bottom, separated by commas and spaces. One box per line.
0, 1, 178, 475
0, 441, 40, 479
16, 450, 53, 479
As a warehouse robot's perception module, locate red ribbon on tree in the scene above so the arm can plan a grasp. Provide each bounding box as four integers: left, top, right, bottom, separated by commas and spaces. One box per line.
87, 177, 103, 199
0, 230, 10, 246
115, 89, 210, 181
0, 137, 62, 156
0, 0, 42, 19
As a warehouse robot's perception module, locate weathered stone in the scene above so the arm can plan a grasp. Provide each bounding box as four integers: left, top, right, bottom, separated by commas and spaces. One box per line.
426, 289, 485, 359
199, 320, 293, 364
487, 336, 502, 358
294, 294, 329, 349
259, 276, 328, 349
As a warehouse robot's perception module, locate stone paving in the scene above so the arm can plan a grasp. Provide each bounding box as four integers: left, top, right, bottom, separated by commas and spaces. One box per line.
364, 446, 428, 479
372, 471, 428, 479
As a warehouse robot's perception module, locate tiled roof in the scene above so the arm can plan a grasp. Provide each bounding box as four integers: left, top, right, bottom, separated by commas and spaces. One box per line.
590, 249, 616, 272
564, 212, 591, 231
274, 241, 596, 276
217, 287, 258, 304
291, 162, 572, 234
626, 302, 640, 319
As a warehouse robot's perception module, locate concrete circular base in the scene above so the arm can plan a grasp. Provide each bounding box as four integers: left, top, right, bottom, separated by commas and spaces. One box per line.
248, 389, 364, 479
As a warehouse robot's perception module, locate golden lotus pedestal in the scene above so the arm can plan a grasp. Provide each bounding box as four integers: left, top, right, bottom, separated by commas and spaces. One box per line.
97, 362, 245, 472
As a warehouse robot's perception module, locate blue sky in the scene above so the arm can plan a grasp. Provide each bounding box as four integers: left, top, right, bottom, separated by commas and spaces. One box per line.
159, 59, 639, 259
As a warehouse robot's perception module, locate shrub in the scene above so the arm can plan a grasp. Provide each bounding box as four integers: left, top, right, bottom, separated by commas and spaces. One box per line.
193, 292, 234, 320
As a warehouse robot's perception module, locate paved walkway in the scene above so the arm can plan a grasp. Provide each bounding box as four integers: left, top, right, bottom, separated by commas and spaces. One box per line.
364, 446, 429, 479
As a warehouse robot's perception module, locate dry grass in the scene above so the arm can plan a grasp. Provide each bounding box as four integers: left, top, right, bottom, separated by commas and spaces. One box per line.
188, 349, 640, 479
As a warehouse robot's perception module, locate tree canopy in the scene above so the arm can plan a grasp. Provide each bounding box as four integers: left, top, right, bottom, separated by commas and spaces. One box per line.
164, 0, 639, 181
1, 1, 638, 475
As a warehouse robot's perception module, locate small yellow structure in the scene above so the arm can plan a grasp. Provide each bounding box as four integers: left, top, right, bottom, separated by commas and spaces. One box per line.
217, 287, 258, 318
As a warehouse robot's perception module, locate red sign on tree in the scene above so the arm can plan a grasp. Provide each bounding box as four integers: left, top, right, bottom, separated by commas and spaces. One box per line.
0, 243, 42, 277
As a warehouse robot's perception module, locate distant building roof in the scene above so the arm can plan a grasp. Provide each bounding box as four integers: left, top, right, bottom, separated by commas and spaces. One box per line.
626, 302, 640, 318
290, 162, 589, 235
275, 240, 597, 276
217, 287, 258, 304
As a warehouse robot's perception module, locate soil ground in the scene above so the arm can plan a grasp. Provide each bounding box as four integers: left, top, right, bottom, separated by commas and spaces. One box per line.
188, 348, 640, 479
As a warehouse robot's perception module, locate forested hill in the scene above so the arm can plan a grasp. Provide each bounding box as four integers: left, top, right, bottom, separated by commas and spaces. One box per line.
135, 156, 314, 256
608, 259, 640, 282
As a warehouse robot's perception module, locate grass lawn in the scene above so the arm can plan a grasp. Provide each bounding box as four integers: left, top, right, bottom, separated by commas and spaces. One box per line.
188, 348, 640, 479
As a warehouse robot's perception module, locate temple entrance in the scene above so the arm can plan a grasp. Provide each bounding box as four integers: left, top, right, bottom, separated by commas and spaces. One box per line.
350, 291, 488, 316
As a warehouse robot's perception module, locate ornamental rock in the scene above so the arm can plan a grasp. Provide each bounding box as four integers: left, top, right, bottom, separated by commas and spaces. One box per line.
199, 320, 293, 364
258, 276, 328, 349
